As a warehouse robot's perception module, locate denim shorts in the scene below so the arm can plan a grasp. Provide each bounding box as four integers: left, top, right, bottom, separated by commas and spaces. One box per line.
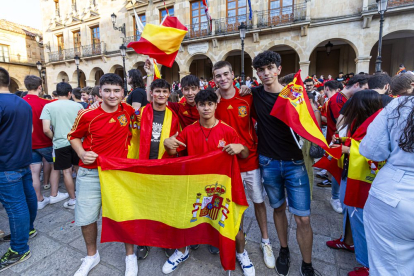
75, 167, 102, 227
31, 147, 53, 164
259, 155, 311, 217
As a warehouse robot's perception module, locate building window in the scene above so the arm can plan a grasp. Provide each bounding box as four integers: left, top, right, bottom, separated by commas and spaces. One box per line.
0, 45, 10, 62
269, 0, 294, 18
54, 0, 59, 14
73, 31, 81, 51
227, 0, 247, 25
56, 34, 64, 52
133, 14, 146, 39
159, 7, 174, 22
91, 26, 100, 46
190, 1, 208, 37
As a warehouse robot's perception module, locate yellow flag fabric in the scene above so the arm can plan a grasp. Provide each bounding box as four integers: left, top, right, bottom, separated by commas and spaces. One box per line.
141, 24, 187, 54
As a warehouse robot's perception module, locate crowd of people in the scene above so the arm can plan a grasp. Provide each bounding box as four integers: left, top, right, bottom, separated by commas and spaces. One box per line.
0, 51, 413, 276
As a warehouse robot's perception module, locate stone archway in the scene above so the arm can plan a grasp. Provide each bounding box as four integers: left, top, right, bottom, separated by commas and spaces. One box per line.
161, 61, 180, 85
268, 45, 300, 77
188, 54, 214, 81
57, 71, 69, 83
71, 70, 86, 88
89, 67, 105, 85
133, 61, 147, 78
9, 78, 20, 93
222, 50, 253, 81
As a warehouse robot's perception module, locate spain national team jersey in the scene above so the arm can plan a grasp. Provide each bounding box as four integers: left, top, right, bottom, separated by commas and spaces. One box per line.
176, 120, 244, 156
327, 91, 348, 144
168, 101, 199, 128
215, 88, 258, 172
68, 103, 135, 169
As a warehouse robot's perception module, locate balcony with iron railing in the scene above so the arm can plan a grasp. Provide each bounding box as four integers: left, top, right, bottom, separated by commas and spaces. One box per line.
185, 22, 212, 40
125, 34, 141, 46
257, 3, 307, 28
64, 47, 81, 60
82, 43, 102, 57
48, 51, 64, 62
215, 15, 253, 35
367, 0, 414, 10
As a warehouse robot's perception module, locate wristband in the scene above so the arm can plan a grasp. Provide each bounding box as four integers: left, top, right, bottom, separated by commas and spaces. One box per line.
147, 74, 153, 77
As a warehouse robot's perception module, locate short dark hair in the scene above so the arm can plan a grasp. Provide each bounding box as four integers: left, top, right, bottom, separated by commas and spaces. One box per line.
324, 80, 339, 91
24, 75, 42, 91
72, 87, 82, 100
99, 73, 123, 88
91, 85, 101, 98
0, 67, 10, 87
52, 91, 58, 97
43, 94, 52, 99
304, 78, 314, 84
339, 72, 343, 74
212, 61, 232, 74
346, 74, 370, 89
338, 82, 344, 90
56, 82, 72, 97
81, 86, 92, 94
181, 75, 200, 88
127, 69, 145, 89
252, 51, 282, 69
150, 79, 170, 91
317, 86, 324, 92
279, 73, 295, 86
368, 74, 391, 90
195, 89, 218, 104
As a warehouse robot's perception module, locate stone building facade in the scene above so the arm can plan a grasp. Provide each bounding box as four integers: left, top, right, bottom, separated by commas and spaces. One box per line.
0, 20, 44, 92
40, 0, 414, 92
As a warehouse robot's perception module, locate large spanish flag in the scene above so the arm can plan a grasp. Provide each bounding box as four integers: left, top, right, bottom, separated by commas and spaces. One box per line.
344, 110, 385, 208
313, 153, 344, 185
127, 17, 188, 67
98, 150, 248, 271
271, 71, 342, 159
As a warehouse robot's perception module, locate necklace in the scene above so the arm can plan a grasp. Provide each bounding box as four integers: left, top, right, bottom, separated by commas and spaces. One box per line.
199, 120, 216, 141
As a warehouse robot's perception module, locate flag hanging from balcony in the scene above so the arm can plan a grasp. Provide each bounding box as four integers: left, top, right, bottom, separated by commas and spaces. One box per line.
248, 0, 253, 20
270, 70, 342, 159
202, 0, 213, 32
98, 151, 248, 271
127, 16, 188, 67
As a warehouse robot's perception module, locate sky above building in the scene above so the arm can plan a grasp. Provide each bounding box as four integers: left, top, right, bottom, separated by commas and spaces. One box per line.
1, 0, 42, 30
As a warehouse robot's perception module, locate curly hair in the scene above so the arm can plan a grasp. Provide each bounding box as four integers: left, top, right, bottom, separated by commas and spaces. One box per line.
395, 96, 414, 152
252, 51, 282, 69
128, 69, 145, 89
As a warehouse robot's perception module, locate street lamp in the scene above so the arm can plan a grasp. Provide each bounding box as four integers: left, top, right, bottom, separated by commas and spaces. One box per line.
74, 55, 80, 87
111, 13, 126, 42
325, 41, 333, 56
376, 0, 388, 72
120, 45, 128, 95
238, 22, 247, 85
36, 61, 42, 77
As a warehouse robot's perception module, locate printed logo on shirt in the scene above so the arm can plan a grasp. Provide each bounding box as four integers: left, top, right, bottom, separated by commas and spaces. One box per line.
151, 122, 163, 142
238, 106, 247, 117
227, 105, 233, 110
109, 118, 116, 123
117, 114, 128, 127
183, 111, 189, 115
217, 139, 227, 148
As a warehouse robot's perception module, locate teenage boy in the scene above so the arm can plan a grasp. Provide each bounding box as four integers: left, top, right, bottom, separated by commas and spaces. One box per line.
251, 50, 315, 276
0, 67, 37, 272
72, 88, 89, 109
163, 90, 252, 275
22, 75, 60, 210
41, 82, 81, 209
211, 61, 275, 269
68, 74, 138, 276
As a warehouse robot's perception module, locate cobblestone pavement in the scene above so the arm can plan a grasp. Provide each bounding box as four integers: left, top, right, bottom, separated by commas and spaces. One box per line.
0, 173, 359, 276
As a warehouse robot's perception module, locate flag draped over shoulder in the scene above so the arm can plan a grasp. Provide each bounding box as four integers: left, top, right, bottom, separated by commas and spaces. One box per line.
344, 110, 385, 208
127, 104, 180, 160
98, 151, 248, 271
270, 70, 342, 159
127, 17, 188, 67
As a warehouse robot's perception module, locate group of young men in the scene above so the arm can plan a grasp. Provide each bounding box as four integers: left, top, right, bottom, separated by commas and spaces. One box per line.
1, 50, 319, 276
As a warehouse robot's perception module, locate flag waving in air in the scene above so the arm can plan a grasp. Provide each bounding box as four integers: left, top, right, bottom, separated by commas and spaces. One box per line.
98, 151, 248, 271
271, 70, 342, 159
127, 16, 188, 67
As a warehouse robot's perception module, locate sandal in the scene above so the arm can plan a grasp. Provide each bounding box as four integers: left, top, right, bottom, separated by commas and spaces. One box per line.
316, 179, 332, 187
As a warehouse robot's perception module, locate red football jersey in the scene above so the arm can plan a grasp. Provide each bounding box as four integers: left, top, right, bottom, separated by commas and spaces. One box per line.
215, 88, 258, 172
176, 120, 244, 156
68, 103, 135, 169
327, 92, 348, 144
23, 94, 53, 149
168, 101, 199, 129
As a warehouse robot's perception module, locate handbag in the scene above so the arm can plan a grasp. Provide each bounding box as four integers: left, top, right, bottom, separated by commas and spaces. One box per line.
309, 144, 325, 159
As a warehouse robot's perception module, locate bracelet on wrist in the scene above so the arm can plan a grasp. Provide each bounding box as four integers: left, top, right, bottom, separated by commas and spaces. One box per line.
147, 74, 153, 77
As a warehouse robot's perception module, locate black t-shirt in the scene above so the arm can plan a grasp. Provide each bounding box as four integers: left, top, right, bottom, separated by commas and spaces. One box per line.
126, 88, 148, 107
252, 86, 303, 160
339, 98, 351, 115
149, 110, 165, 159
78, 102, 88, 109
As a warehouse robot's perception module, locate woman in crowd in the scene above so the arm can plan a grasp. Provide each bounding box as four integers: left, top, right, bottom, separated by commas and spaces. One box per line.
360, 73, 414, 276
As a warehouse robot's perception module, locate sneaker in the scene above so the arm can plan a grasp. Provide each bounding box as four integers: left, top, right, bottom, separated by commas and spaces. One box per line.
300, 262, 317, 276
74, 252, 100, 276
125, 255, 138, 276
189, 244, 200, 250
316, 171, 329, 179
326, 237, 355, 252
49, 192, 69, 204
164, 248, 175, 258
208, 245, 220, 254
63, 199, 76, 210
136, 246, 149, 260
330, 198, 343, 214
236, 250, 255, 276
2, 229, 37, 242
162, 248, 189, 274
38, 197, 50, 210
316, 180, 332, 187
0, 248, 31, 273
275, 247, 290, 276
348, 267, 369, 276
260, 242, 275, 269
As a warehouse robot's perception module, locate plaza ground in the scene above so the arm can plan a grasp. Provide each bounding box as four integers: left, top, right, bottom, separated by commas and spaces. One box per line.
0, 171, 359, 276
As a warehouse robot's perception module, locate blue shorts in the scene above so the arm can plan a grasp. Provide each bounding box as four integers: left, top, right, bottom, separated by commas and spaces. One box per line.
259, 155, 311, 217
31, 147, 53, 164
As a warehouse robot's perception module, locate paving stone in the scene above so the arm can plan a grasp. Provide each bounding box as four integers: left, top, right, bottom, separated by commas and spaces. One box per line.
88, 263, 122, 276
69, 222, 109, 255
335, 249, 360, 270
34, 209, 75, 233
47, 219, 82, 244
246, 220, 280, 249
